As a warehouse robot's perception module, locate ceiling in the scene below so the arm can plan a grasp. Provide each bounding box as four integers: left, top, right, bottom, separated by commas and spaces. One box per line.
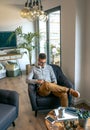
1, 0, 45, 5
1, 0, 26, 5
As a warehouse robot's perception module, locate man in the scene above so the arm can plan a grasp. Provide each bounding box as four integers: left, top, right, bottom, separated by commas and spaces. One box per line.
26, 53, 80, 107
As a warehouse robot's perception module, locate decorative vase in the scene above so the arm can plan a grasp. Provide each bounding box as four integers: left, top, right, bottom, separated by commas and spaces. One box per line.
79, 119, 87, 128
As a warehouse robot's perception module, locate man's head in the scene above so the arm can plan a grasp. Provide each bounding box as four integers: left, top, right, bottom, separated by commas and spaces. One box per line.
38, 53, 46, 67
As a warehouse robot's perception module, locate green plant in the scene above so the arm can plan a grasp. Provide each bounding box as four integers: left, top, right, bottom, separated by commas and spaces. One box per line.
76, 109, 90, 128
76, 109, 90, 119
15, 26, 39, 64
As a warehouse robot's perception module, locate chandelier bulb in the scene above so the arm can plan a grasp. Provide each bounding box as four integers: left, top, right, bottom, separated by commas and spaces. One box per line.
20, 0, 47, 21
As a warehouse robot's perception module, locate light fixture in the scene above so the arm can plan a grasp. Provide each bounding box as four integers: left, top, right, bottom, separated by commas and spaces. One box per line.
20, 0, 48, 21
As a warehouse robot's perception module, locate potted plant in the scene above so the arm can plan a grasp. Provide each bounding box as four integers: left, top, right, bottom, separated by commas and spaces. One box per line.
15, 26, 39, 64
76, 109, 90, 128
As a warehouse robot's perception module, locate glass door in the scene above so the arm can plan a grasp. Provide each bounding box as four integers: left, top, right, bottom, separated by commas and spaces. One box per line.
39, 6, 61, 66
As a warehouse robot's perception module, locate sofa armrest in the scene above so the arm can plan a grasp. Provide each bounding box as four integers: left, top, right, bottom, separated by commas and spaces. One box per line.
0, 89, 19, 105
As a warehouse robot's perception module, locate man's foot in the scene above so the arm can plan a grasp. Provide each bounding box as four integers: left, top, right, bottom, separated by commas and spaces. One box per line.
69, 88, 80, 98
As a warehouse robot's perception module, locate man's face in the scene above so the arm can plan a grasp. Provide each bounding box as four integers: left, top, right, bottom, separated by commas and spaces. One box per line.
38, 58, 46, 67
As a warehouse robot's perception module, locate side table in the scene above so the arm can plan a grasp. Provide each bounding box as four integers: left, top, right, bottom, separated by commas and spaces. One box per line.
45, 109, 84, 130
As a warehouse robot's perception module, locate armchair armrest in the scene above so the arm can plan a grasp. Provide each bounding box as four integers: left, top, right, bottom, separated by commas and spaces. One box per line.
28, 84, 38, 110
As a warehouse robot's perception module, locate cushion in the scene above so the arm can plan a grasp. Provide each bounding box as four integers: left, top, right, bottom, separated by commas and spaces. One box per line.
0, 104, 16, 130
36, 93, 60, 108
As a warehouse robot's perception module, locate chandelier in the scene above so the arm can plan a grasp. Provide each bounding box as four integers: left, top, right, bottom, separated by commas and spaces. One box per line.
20, 0, 48, 21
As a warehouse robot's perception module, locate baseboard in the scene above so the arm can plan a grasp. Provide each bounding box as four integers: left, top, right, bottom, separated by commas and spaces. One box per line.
84, 100, 90, 106
72, 97, 90, 106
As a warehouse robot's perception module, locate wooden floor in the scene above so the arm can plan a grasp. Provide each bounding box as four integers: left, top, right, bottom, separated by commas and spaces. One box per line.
0, 75, 47, 130
0, 75, 90, 130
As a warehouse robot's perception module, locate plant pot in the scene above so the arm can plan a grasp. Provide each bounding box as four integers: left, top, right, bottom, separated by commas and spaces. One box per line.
26, 64, 31, 75
79, 119, 87, 128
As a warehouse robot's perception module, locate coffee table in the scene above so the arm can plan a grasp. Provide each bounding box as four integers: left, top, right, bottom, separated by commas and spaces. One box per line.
45, 107, 85, 130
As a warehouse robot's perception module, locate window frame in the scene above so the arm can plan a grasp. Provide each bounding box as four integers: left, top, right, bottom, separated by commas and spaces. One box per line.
38, 6, 61, 66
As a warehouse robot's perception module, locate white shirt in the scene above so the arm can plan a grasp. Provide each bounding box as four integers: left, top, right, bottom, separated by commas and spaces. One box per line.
26, 64, 57, 84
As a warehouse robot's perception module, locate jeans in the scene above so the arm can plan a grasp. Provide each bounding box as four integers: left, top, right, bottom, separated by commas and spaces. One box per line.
37, 81, 69, 107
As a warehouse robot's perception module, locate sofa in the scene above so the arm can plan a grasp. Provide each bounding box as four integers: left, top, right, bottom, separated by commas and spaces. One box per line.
28, 64, 74, 117
0, 89, 19, 130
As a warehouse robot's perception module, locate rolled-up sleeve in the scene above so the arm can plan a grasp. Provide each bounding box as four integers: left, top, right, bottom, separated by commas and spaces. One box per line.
26, 67, 37, 84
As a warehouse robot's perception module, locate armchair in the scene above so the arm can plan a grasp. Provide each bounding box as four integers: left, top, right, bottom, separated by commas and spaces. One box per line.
0, 89, 19, 130
28, 64, 74, 117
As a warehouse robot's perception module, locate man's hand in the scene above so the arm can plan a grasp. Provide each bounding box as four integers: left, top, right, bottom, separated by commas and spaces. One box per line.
37, 80, 44, 85
51, 81, 56, 84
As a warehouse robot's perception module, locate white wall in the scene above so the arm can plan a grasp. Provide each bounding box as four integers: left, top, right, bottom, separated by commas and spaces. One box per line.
75, 0, 86, 104
61, 0, 76, 82
75, 0, 90, 105
84, 0, 90, 105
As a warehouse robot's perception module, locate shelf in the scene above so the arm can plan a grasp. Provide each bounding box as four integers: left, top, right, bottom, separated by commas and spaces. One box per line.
0, 53, 22, 61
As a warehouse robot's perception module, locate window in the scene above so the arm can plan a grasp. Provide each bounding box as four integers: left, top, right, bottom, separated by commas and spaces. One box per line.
38, 6, 61, 66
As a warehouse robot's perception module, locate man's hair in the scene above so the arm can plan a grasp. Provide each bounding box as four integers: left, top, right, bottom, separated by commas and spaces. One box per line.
39, 53, 46, 59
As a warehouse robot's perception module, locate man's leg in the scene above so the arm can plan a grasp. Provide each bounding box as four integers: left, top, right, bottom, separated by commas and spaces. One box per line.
52, 91, 68, 107
37, 81, 80, 98
42, 81, 68, 93
37, 82, 51, 96
37, 81, 68, 107
37, 81, 68, 96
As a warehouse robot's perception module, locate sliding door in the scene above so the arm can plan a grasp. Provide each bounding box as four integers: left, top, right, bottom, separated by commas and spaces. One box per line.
39, 6, 61, 66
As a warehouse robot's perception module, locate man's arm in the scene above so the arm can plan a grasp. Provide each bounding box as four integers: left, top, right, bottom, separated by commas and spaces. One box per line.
26, 67, 38, 84
26, 66, 45, 85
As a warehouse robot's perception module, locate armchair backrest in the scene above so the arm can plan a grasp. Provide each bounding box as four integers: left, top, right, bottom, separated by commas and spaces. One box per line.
50, 64, 74, 89
50, 64, 63, 85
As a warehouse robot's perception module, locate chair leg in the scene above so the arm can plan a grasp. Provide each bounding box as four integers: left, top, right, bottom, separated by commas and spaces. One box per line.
35, 110, 37, 117
12, 121, 15, 127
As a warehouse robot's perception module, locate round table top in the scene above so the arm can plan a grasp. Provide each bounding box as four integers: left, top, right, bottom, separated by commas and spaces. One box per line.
45, 109, 84, 130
